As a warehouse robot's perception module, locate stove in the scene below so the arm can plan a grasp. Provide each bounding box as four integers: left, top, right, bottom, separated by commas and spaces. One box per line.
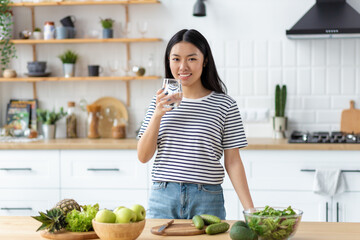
288, 131, 360, 144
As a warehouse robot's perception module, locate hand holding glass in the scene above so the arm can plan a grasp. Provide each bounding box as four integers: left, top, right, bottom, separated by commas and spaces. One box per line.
162, 78, 183, 109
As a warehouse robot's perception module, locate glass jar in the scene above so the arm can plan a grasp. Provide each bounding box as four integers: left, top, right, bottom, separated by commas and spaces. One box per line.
66, 101, 77, 138
86, 104, 101, 139
112, 118, 126, 139
43, 21, 55, 40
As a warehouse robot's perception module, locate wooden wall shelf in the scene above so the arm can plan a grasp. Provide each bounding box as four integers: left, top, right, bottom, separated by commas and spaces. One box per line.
11, 38, 162, 44
0, 76, 160, 82
9, 0, 160, 7
6, 0, 162, 106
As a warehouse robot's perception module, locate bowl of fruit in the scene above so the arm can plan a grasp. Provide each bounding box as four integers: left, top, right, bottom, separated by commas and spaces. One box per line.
92, 204, 146, 240
243, 206, 303, 240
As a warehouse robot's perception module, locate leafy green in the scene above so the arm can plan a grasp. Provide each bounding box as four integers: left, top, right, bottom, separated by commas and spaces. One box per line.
246, 206, 300, 240
36, 107, 66, 125
65, 204, 99, 232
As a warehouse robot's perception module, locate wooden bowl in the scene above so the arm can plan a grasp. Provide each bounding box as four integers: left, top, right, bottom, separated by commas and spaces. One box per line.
92, 219, 145, 240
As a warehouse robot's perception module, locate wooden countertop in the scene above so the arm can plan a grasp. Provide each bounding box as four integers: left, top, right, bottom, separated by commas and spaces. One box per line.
1, 217, 360, 240
0, 138, 359, 150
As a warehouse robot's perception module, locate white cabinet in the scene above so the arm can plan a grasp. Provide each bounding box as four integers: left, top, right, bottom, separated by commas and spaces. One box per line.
0, 150, 60, 188
333, 192, 360, 222
0, 189, 60, 216
60, 150, 149, 210
241, 150, 360, 223
60, 150, 148, 189
0, 150, 60, 216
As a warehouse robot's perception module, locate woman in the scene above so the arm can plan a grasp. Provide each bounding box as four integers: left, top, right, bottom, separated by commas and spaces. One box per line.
137, 29, 253, 219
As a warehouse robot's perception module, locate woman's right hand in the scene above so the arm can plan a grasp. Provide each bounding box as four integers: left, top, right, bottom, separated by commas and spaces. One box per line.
153, 88, 173, 118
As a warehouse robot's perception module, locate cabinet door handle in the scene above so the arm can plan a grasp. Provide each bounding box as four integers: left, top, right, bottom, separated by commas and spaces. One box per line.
326, 202, 328, 222
0, 168, 32, 171
87, 168, 120, 171
1, 207, 32, 210
336, 202, 339, 222
300, 169, 360, 173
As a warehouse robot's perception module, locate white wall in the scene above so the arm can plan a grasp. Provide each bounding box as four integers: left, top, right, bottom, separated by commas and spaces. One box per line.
1, 0, 360, 138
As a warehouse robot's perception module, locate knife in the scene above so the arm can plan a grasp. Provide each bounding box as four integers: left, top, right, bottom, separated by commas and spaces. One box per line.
158, 219, 174, 233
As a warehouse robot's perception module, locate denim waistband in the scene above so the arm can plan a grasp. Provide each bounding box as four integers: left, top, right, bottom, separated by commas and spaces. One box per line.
153, 181, 220, 190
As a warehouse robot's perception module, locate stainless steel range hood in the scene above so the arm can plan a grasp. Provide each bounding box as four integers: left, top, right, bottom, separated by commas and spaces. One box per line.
286, 0, 360, 39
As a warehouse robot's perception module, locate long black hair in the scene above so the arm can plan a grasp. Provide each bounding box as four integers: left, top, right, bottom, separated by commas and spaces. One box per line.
164, 29, 227, 94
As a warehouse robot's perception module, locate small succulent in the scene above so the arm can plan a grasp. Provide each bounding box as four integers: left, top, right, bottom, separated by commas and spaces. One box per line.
100, 18, 114, 29
34, 27, 41, 32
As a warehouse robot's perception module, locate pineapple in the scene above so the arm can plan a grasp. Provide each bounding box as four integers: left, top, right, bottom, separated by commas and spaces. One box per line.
54, 199, 81, 215
32, 208, 67, 233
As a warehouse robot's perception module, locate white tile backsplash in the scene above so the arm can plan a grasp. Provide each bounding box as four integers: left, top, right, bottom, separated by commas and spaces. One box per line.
341, 67, 356, 94
327, 68, 341, 94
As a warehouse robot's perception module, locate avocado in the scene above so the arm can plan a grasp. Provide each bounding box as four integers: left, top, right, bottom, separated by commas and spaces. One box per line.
230, 225, 258, 240
232, 220, 249, 229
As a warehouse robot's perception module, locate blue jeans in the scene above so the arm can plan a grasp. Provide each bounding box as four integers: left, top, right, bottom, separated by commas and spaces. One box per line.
147, 182, 226, 219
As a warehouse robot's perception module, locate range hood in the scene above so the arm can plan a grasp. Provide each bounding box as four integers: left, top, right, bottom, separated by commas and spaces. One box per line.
286, 0, 360, 39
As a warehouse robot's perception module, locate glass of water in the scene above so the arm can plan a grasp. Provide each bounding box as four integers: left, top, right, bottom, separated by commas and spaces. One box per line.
162, 78, 183, 109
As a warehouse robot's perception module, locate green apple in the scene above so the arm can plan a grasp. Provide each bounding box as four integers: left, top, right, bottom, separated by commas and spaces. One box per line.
115, 208, 137, 223
95, 209, 116, 223
113, 206, 125, 214
130, 204, 146, 221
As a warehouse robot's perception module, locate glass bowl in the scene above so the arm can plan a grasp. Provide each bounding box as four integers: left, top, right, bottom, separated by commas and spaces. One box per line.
243, 206, 303, 240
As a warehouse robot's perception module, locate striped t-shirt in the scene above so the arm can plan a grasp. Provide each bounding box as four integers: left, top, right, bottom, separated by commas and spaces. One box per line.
138, 91, 247, 184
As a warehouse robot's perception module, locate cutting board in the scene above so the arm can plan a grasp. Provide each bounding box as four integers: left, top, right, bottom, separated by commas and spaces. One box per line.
151, 223, 205, 236
341, 100, 360, 134
40, 230, 98, 240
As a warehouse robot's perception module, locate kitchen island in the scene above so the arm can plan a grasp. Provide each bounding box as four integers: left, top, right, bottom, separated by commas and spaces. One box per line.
0, 216, 359, 240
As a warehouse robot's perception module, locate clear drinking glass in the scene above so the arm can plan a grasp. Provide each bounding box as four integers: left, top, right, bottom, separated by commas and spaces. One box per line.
107, 60, 119, 76
120, 22, 132, 38
162, 78, 183, 109
137, 21, 148, 38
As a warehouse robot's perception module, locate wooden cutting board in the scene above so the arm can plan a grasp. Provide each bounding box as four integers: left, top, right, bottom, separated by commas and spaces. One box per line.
151, 223, 205, 236
40, 230, 98, 240
341, 100, 360, 134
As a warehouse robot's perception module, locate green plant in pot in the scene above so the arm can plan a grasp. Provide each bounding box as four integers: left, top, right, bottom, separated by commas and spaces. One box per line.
0, 0, 17, 76
273, 84, 287, 139
100, 18, 114, 39
58, 50, 78, 78
37, 107, 66, 139
32, 27, 42, 40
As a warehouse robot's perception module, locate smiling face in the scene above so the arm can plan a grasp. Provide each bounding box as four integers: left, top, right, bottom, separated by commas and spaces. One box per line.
169, 41, 205, 89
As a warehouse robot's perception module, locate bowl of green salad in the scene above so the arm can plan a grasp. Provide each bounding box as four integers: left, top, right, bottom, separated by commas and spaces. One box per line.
243, 206, 303, 240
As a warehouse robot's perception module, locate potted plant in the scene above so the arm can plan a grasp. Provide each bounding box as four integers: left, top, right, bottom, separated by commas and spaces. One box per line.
37, 107, 66, 139
273, 84, 287, 139
32, 27, 42, 40
100, 18, 114, 38
0, 0, 17, 76
58, 50, 78, 78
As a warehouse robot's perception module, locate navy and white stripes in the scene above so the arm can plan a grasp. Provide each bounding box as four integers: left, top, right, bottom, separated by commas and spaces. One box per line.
138, 91, 247, 184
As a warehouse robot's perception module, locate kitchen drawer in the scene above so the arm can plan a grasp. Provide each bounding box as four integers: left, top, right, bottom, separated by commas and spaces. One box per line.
0, 189, 60, 216
61, 189, 148, 211
0, 150, 60, 188
60, 150, 148, 189
242, 150, 360, 191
